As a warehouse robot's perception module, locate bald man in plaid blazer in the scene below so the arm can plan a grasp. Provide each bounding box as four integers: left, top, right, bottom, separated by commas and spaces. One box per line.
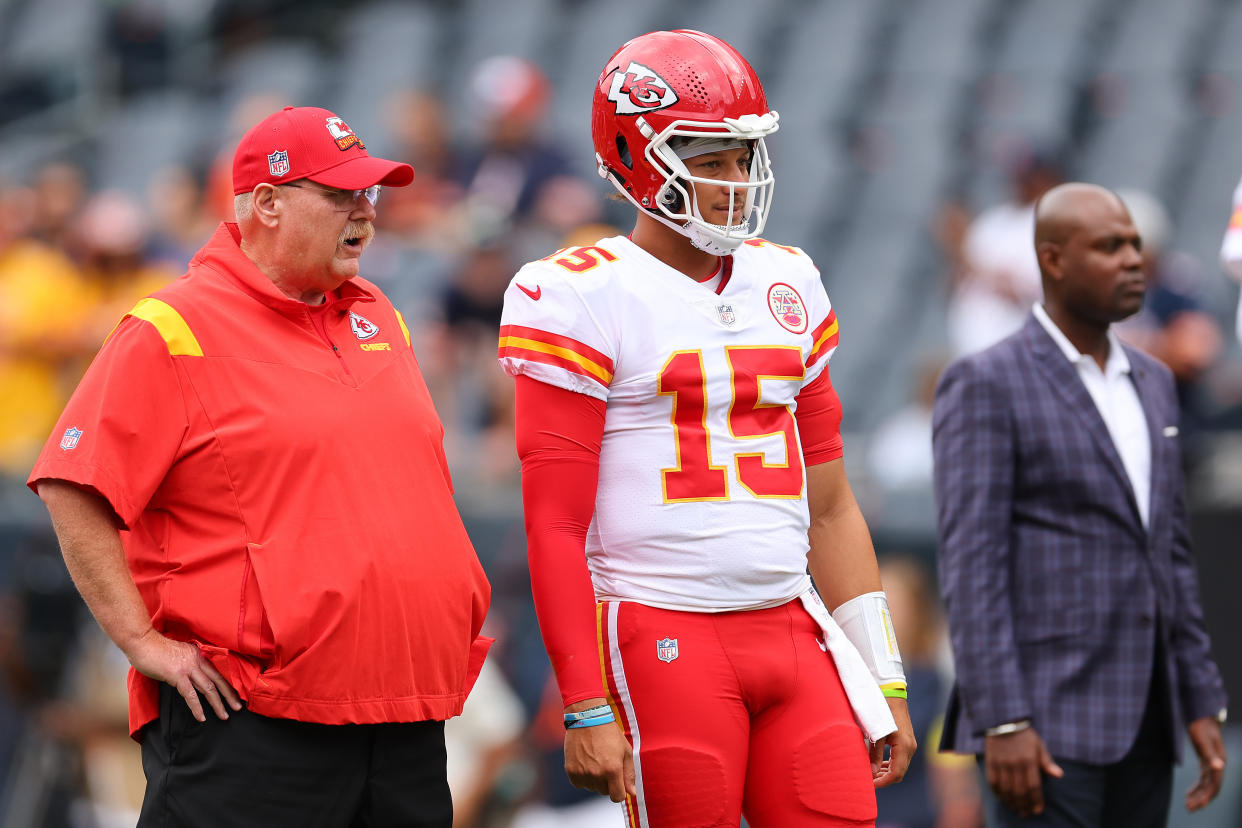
932, 183, 1227, 826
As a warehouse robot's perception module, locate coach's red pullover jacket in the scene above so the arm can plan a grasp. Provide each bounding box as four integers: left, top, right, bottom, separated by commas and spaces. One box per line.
30, 223, 492, 736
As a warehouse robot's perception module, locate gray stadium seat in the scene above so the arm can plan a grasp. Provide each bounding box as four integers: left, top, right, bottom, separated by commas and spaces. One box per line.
545, 0, 669, 178
2, 0, 101, 74
217, 39, 326, 117
1077, 75, 1193, 195
991, 0, 1102, 80
764, 129, 851, 247
92, 91, 210, 198
325, 1, 444, 159
766, 0, 887, 134
885, 0, 992, 82
1097, 0, 1214, 77
439, 0, 562, 137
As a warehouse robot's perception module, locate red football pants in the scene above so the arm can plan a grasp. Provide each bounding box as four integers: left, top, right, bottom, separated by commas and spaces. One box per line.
599, 599, 876, 828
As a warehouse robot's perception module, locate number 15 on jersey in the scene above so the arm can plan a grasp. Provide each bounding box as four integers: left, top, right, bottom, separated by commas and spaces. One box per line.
658, 345, 805, 503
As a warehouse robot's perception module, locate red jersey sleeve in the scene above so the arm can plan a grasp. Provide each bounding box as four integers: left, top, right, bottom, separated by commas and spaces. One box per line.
795, 366, 844, 466
513, 373, 608, 707
27, 317, 190, 528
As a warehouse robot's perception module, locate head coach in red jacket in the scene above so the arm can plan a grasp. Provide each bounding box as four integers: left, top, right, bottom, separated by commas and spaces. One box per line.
932, 183, 1227, 827
29, 106, 493, 827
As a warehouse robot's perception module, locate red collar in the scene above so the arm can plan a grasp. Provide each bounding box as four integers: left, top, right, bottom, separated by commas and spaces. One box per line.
715, 255, 734, 295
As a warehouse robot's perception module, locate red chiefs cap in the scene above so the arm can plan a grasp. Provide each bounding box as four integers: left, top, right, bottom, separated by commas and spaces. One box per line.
232, 106, 414, 195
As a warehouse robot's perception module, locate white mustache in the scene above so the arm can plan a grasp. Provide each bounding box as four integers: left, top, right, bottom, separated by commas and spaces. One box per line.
340, 221, 375, 245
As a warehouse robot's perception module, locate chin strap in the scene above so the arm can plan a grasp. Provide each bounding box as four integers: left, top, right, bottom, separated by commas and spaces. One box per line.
686, 221, 748, 255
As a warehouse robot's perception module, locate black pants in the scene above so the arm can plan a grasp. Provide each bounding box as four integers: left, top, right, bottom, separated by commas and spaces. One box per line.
985, 648, 1176, 827
138, 684, 452, 828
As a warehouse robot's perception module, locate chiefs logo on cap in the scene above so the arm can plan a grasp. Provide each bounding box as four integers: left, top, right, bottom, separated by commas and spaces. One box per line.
607, 61, 679, 115
325, 116, 364, 151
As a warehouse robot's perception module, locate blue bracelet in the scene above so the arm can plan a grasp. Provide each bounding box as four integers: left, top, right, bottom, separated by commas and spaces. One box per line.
564, 704, 611, 723
564, 705, 615, 729
565, 711, 616, 729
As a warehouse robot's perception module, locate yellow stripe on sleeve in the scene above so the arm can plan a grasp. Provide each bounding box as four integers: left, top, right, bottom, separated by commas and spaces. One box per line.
497, 335, 614, 384
811, 318, 839, 355
123, 298, 203, 356
395, 309, 412, 346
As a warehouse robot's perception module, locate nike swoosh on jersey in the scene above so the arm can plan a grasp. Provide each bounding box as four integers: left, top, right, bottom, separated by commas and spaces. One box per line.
517, 283, 542, 300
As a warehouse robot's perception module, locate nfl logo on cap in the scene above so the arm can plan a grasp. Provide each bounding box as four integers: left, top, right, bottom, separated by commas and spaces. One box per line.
60, 427, 83, 451
656, 638, 679, 663
267, 150, 290, 177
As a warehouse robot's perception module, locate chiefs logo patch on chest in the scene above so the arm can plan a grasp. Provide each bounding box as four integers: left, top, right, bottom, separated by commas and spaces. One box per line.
349, 311, 379, 340
767, 283, 808, 334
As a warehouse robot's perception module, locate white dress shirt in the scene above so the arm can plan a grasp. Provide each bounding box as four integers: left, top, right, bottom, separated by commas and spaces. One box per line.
1033, 304, 1152, 528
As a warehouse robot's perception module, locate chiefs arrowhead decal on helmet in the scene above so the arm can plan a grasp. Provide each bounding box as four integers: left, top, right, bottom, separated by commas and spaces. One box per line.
606, 61, 679, 115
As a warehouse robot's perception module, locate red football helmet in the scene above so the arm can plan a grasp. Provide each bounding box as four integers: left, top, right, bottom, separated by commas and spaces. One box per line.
592, 30, 779, 254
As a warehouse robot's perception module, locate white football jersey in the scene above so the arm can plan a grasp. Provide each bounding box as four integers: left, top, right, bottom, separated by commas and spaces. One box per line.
499, 235, 839, 611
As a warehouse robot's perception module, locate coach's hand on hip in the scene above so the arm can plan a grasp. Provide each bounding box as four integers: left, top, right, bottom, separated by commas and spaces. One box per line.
985, 724, 1064, 818
127, 628, 242, 722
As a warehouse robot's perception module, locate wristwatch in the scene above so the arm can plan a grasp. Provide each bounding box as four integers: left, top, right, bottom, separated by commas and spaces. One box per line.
984, 719, 1032, 737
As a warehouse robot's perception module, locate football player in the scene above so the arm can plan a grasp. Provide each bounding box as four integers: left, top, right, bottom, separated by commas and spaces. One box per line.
498, 30, 916, 827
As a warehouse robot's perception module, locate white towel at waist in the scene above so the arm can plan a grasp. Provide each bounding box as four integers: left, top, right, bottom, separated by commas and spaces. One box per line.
799, 588, 897, 743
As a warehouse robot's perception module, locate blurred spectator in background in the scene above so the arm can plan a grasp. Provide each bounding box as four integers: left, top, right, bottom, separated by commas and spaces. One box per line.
378, 89, 467, 251
145, 165, 218, 269
1115, 188, 1222, 433
1217, 172, 1242, 347
35, 622, 143, 828
457, 56, 599, 262
876, 555, 984, 828
946, 145, 1064, 356
422, 232, 524, 493
104, 1, 175, 96
72, 191, 179, 348
29, 163, 87, 252
445, 657, 526, 828
0, 521, 88, 828
867, 356, 946, 494
0, 184, 92, 477
507, 675, 628, 828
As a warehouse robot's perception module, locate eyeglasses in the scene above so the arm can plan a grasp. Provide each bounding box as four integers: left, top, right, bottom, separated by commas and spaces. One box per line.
280, 181, 381, 209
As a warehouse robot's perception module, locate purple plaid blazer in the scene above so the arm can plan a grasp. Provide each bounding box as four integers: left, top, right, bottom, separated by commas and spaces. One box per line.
932, 314, 1227, 763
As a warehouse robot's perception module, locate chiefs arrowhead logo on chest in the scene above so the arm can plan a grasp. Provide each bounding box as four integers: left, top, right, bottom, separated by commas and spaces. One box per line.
349, 311, 379, 340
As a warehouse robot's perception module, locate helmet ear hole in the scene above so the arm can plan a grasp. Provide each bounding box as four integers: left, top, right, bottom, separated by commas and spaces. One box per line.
615, 135, 633, 170
659, 185, 683, 213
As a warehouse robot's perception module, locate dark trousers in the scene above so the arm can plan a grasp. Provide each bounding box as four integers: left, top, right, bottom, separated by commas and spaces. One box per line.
139, 684, 452, 828
984, 651, 1175, 827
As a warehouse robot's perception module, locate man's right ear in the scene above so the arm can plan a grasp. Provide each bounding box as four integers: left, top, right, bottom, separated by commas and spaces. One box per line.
1036, 241, 1061, 283
250, 184, 281, 227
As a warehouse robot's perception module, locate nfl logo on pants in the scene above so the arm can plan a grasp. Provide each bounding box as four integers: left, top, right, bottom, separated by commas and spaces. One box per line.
656, 638, 678, 663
